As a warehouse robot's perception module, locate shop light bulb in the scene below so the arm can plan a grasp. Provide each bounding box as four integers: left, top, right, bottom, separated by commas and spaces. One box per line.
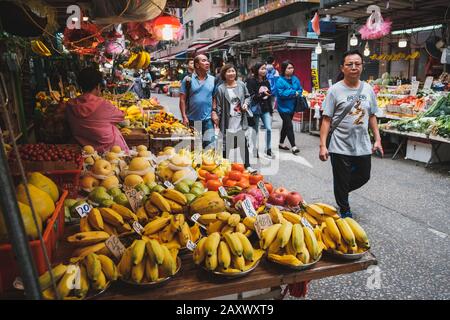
83, 16, 89, 21
162, 25, 174, 41
350, 33, 358, 46
72, 17, 79, 22
398, 37, 407, 48
315, 42, 322, 55
364, 43, 370, 56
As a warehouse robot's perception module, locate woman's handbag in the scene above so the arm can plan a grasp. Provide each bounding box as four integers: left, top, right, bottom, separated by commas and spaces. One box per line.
294, 95, 309, 112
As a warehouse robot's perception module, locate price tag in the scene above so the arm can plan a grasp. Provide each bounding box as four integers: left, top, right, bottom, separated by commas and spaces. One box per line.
74, 202, 92, 218
424, 76, 433, 90
301, 217, 314, 230
254, 214, 273, 239
132, 221, 144, 235
13, 277, 24, 290
164, 181, 175, 189
218, 186, 228, 198
124, 186, 145, 212
190, 213, 207, 230
328, 79, 333, 87
105, 235, 126, 260
241, 198, 257, 218
411, 76, 416, 82
66, 265, 81, 290
257, 181, 269, 199
410, 81, 420, 96
186, 240, 197, 252
396, 79, 402, 86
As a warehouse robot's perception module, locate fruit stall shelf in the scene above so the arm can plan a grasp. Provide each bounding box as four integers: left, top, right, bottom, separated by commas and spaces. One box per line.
149, 135, 199, 155
0, 224, 377, 299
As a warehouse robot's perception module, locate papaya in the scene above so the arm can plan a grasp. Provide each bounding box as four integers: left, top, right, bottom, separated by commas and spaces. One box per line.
16, 184, 55, 221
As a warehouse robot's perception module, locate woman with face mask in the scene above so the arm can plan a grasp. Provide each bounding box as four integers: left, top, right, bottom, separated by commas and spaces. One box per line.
275, 60, 302, 155
213, 64, 256, 173
246, 62, 274, 159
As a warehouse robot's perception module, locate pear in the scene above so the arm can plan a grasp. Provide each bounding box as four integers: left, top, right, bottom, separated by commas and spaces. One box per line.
185, 193, 196, 204
152, 185, 166, 194
114, 193, 130, 207
183, 179, 195, 187
28, 172, 59, 202
108, 187, 122, 198
146, 181, 158, 192
88, 187, 112, 204
191, 182, 204, 191
16, 184, 55, 221
100, 199, 115, 208
190, 187, 205, 197
64, 199, 78, 209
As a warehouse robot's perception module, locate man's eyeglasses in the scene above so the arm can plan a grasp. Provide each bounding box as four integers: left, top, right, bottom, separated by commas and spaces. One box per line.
344, 63, 363, 68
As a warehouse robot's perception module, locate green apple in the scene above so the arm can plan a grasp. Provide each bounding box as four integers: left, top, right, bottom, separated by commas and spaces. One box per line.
152, 185, 166, 194
190, 187, 204, 197
136, 183, 151, 196
146, 181, 158, 192
184, 193, 196, 204
182, 179, 195, 187
191, 182, 204, 191
114, 193, 129, 207
175, 182, 190, 194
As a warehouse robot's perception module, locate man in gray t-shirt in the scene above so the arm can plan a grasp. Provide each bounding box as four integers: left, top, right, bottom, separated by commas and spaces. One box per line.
319, 50, 383, 219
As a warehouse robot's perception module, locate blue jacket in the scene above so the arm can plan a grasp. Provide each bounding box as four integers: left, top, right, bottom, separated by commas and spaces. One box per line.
276, 76, 303, 114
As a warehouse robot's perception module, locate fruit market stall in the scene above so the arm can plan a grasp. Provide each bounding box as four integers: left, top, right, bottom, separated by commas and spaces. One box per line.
1, 143, 378, 300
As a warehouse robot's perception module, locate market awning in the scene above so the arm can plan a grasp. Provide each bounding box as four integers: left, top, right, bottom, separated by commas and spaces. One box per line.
197, 35, 239, 54
186, 41, 212, 53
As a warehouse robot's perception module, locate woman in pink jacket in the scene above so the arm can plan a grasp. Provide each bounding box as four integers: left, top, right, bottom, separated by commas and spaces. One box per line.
66, 67, 129, 153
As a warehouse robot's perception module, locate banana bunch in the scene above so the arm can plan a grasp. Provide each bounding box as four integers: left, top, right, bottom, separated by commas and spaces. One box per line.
3, 143, 12, 156
301, 203, 341, 227
141, 213, 201, 249
320, 217, 370, 254
39, 253, 117, 300
118, 238, 178, 283
123, 51, 151, 70
193, 232, 265, 274
31, 40, 51, 57
202, 212, 253, 238
144, 190, 188, 217
120, 127, 133, 136
262, 221, 323, 267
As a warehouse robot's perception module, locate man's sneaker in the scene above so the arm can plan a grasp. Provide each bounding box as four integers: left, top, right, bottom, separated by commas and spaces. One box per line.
292, 146, 300, 155
340, 210, 353, 218
246, 166, 258, 174
279, 144, 290, 150
265, 149, 275, 159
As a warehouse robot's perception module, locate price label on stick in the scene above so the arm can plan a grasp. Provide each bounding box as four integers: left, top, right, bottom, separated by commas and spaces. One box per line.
254, 214, 273, 239
164, 181, 175, 189
301, 217, 314, 230
124, 186, 145, 212
186, 240, 197, 252
257, 181, 270, 199
132, 221, 144, 235
241, 198, 257, 218
74, 202, 92, 218
190, 213, 207, 230
105, 235, 126, 260
328, 79, 333, 87
218, 186, 228, 198
410, 81, 420, 97
396, 79, 402, 86
424, 76, 433, 90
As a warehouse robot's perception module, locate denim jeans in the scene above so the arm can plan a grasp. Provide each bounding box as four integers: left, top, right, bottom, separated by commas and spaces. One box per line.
189, 119, 215, 149
251, 112, 272, 153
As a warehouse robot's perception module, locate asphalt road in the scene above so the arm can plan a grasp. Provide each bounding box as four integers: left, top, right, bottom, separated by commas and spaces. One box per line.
153, 93, 450, 300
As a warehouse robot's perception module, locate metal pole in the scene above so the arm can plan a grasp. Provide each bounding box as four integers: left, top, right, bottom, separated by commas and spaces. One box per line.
0, 144, 41, 299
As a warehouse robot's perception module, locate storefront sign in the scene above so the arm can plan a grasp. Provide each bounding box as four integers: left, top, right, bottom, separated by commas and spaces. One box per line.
369, 51, 420, 61
311, 69, 320, 91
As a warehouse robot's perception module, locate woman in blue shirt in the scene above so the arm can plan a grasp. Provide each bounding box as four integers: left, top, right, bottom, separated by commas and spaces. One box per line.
276, 60, 302, 154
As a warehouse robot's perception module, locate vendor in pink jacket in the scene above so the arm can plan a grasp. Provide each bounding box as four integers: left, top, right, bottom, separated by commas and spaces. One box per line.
66, 67, 129, 153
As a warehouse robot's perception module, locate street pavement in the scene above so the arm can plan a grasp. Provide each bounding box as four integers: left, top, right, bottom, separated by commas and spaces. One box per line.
153, 93, 450, 300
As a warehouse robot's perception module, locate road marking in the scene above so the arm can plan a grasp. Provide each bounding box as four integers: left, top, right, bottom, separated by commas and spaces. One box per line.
427, 228, 447, 239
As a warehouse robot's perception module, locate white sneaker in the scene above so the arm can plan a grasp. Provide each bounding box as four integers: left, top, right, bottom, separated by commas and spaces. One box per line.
246, 166, 258, 174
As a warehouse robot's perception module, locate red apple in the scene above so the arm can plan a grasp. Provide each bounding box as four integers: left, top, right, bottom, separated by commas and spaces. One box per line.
268, 193, 286, 206
274, 187, 289, 198
286, 191, 304, 207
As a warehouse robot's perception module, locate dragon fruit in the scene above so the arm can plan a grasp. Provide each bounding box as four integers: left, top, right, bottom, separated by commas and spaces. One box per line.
246, 188, 264, 207
232, 193, 258, 209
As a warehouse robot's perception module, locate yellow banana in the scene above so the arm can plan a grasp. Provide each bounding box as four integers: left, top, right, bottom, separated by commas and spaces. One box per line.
235, 232, 254, 261
143, 217, 171, 235
170, 214, 185, 232
38, 264, 67, 291
144, 201, 160, 217
136, 206, 149, 225
150, 192, 171, 212
145, 256, 159, 281
235, 223, 246, 234
268, 238, 282, 254
198, 213, 218, 225
131, 258, 146, 283
88, 208, 104, 230
243, 216, 256, 231
282, 211, 302, 224
99, 208, 124, 227
131, 240, 146, 265
111, 204, 138, 222
344, 217, 370, 249
72, 242, 107, 258
291, 223, 305, 253
314, 203, 338, 216
227, 214, 241, 227
204, 232, 221, 257
103, 223, 118, 236
193, 237, 207, 265
75, 264, 89, 298
297, 245, 310, 264
56, 267, 77, 298
161, 189, 187, 205
217, 211, 231, 222
67, 231, 110, 246
303, 226, 320, 261
322, 228, 337, 250
118, 248, 132, 279
218, 241, 231, 269
159, 224, 175, 243
85, 253, 101, 281
324, 217, 341, 244
79, 217, 92, 232
160, 245, 177, 276
97, 254, 118, 281
268, 254, 303, 267
285, 240, 298, 256
303, 212, 319, 226
207, 220, 226, 235
232, 254, 246, 271
223, 232, 243, 257
205, 253, 218, 271
336, 218, 356, 248
269, 206, 284, 224
305, 204, 325, 220
178, 222, 192, 247
260, 224, 282, 249
92, 270, 107, 290
145, 239, 165, 265
221, 224, 234, 234
276, 221, 293, 248
190, 224, 201, 242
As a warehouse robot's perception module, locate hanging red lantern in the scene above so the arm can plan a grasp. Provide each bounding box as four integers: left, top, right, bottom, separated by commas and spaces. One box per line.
152, 15, 182, 41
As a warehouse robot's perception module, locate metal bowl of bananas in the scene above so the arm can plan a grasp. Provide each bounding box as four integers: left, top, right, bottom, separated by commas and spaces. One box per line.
324, 249, 368, 261
201, 257, 262, 279
267, 253, 322, 271
120, 257, 181, 287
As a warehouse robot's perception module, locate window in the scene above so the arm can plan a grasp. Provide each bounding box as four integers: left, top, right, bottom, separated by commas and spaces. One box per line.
213, 0, 217, 4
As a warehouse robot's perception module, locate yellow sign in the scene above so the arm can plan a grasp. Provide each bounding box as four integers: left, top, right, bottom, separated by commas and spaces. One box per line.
370, 51, 420, 61
311, 68, 320, 91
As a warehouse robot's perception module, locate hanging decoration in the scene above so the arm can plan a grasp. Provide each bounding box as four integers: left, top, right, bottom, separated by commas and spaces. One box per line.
358, 5, 391, 40
369, 51, 420, 61
152, 15, 183, 41
104, 25, 126, 55
311, 12, 321, 36
63, 22, 104, 55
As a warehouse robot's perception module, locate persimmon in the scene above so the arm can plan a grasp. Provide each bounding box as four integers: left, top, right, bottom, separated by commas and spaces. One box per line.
224, 179, 237, 187
228, 170, 243, 181
231, 163, 245, 172
205, 172, 219, 181
249, 174, 264, 185
206, 179, 222, 191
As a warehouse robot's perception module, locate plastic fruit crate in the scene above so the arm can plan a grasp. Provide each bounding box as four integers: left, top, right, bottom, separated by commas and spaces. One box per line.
0, 190, 67, 293
44, 170, 82, 199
